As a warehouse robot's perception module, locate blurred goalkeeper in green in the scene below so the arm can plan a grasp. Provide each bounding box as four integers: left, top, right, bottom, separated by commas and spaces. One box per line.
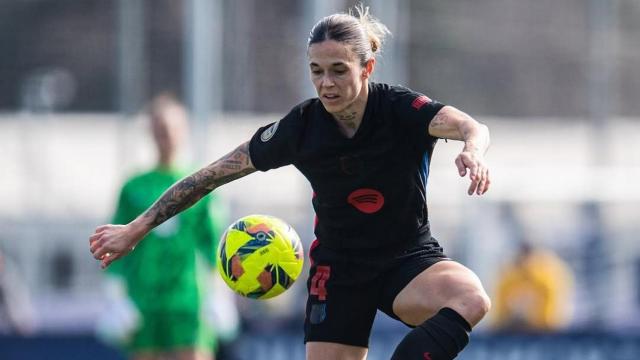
97, 93, 236, 360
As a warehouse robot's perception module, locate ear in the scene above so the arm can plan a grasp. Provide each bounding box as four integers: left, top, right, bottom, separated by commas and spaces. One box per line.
362, 58, 375, 79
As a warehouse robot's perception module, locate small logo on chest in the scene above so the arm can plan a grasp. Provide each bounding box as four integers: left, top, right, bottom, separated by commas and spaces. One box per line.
347, 188, 385, 214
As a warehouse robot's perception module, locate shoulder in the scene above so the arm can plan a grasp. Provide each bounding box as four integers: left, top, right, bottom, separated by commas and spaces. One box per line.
369, 82, 408, 97
370, 83, 440, 116
121, 170, 154, 189
122, 168, 184, 189
288, 98, 321, 120
272, 98, 322, 133
115, 172, 149, 202
249, 99, 323, 170
373, 83, 432, 105
381, 83, 444, 118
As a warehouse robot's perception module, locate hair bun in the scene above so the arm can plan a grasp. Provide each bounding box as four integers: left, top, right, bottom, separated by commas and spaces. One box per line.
353, 4, 390, 55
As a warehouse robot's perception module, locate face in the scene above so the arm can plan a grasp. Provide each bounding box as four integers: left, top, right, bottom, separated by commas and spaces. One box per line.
150, 104, 187, 162
308, 40, 374, 114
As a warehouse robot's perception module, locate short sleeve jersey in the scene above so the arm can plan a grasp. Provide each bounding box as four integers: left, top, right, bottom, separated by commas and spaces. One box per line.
249, 83, 444, 253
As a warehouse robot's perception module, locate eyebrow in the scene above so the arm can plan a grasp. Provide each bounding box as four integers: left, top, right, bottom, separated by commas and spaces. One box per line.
310, 62, 347, 67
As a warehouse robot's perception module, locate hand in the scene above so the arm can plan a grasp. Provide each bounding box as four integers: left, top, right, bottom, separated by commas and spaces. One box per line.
89, 223, 146, 269
455, 150, 490, 195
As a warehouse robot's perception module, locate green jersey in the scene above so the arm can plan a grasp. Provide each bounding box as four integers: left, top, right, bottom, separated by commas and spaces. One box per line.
108, 167, 226, 313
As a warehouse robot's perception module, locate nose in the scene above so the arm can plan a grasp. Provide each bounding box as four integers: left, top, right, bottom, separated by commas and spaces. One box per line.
321, 74, 335, 88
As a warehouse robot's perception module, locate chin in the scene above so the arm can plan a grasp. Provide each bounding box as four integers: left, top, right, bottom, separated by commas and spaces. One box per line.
320, 101, 346, 115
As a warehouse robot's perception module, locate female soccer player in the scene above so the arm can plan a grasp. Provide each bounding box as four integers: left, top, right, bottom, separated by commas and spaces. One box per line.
91, 6, 491, 360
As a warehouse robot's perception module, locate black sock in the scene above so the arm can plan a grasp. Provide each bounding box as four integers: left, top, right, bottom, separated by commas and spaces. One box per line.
390, 307, 472, 360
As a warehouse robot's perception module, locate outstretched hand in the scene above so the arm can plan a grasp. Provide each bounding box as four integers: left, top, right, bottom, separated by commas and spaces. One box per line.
89, 224, 145, 269
455, 151, 490, 195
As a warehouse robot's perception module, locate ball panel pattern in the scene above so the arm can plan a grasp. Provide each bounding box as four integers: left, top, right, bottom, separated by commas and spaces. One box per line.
216, 215, 304, 299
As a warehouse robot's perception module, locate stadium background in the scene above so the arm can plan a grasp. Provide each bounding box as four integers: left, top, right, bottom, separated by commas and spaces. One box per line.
1, 0, 640, 359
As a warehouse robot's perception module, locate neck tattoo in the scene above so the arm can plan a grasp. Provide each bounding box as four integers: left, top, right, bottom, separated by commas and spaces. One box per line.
337, 111, 358, 128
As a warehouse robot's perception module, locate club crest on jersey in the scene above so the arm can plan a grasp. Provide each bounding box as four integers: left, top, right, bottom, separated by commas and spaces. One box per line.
260, 121, 280, 142
347, 188, 385, 214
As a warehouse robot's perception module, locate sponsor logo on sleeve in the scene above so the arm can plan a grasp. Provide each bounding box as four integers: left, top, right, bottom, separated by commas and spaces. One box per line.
411, 95, 432, 110
260, 121, 280, 142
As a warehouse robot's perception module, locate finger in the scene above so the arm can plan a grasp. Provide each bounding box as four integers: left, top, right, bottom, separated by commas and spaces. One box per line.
89, 237, 104, 253
89, 231, 104, 245
101, 252, 120, 269
455, 157, 467, 177
476, 174, 487, 195
93, 245, 112, 261
95, 225, 112, 233
474, 167, 486, 195
467, 177, 479, 196
468, 161, 479, 181
482, 178, 491, 194
482, 169, 491, 194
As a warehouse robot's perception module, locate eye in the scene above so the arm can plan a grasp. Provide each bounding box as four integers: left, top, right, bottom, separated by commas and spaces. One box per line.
311, 69, 322, 75
332, 66, 349, 75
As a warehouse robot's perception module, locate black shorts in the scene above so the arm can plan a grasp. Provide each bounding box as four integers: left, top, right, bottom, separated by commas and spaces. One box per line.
303, 238, 449, 347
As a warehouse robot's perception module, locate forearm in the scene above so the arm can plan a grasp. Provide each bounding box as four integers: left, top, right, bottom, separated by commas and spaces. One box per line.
136, 142, 255, 230
460, 121, 490, 155
137, 170, 215, 228
430, 105, 491, 195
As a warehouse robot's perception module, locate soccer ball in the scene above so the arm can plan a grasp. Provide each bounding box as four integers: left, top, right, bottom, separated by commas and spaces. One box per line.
216, 214, 304, 299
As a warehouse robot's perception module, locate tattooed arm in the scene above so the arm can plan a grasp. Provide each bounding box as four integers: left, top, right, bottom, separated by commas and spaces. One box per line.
142, 142, 255, 227
428, 106, 491, 196
90, 141, 256, 268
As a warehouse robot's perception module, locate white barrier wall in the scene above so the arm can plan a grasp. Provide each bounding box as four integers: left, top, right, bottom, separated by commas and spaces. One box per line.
1, 114, 639, 220
0, 113, 639, 332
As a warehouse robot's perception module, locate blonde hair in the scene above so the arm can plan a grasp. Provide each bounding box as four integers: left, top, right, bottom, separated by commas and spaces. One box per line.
308, 3, 391, 65
148, 92, 184, 118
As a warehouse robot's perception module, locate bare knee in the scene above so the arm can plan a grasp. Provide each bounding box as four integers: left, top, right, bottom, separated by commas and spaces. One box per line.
393, 261, 492, 327
450, 289, 491, 327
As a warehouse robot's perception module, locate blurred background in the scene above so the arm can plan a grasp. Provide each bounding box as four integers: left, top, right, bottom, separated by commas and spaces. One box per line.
1, 0, 640, 359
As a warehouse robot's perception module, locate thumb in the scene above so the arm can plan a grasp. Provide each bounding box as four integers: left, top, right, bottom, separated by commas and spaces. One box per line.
455, 156, 467, 177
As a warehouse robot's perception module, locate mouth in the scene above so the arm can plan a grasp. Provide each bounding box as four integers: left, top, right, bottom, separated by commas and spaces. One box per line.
322, 94, 340, 102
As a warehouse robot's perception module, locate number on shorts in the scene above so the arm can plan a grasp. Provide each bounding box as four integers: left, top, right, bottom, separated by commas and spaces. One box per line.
310, 265, 330, 301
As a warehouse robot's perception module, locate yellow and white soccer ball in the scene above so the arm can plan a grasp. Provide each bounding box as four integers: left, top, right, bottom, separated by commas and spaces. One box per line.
216, 214, 304, 299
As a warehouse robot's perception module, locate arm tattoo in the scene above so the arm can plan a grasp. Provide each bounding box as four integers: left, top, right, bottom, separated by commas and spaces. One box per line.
142, 142, 255, 227
430, 107, 489, 152
430, 112, 449, 130
429, 107, 472, 141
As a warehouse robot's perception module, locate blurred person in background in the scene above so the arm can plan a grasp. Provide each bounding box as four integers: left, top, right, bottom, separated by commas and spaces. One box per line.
492, 241, 574, 332
90, 5, 491, 360
0, 248, 36, 336
95, 93, 238, 360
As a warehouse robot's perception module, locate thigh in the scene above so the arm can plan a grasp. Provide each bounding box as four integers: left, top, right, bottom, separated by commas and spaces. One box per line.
304, 246, 379, 348
132, 311, 210, 352
377, 243, 448, 322
392, 260, 488, 326
306, 342, 368, 360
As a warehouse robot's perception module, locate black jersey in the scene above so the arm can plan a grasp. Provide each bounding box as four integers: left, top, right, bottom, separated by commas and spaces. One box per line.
249, 83, 445, 254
